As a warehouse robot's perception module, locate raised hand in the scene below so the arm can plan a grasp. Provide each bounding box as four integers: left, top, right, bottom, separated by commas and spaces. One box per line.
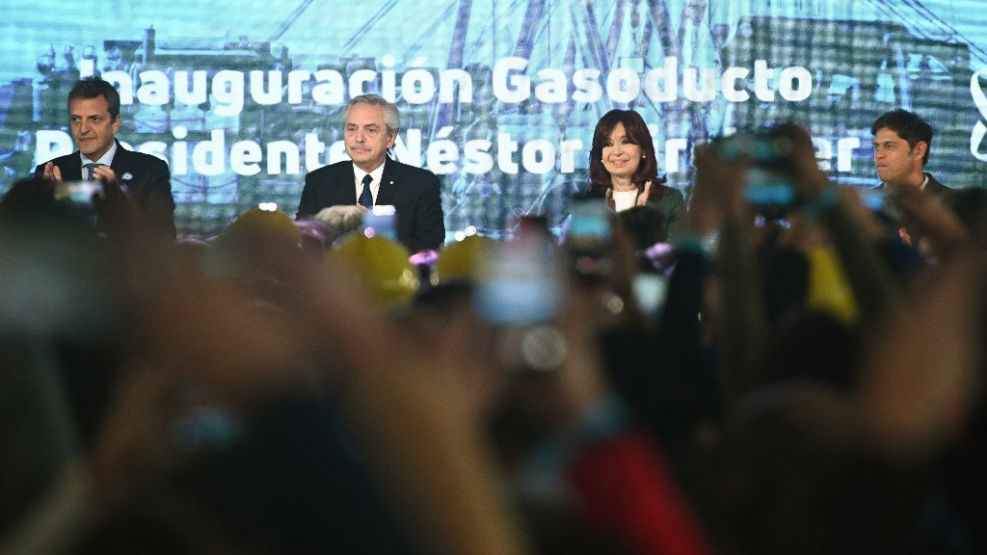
42, 161, 63, 181
89, 164, 118, 185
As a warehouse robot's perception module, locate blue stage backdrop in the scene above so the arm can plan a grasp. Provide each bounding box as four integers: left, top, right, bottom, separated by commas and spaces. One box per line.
1, 0, 986, 238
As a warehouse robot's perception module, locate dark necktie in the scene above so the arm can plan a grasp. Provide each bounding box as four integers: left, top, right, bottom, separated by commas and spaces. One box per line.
83, 162, 96, 180
358, 174, 374, 209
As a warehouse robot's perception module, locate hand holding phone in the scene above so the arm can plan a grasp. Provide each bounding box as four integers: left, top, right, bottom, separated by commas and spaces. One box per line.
711, 129, 797, 217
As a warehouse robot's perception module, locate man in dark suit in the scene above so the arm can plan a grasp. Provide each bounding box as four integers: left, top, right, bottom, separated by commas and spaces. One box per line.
872, 109, 954, 246
33, 77, 176, 240
296, 94, 445, 252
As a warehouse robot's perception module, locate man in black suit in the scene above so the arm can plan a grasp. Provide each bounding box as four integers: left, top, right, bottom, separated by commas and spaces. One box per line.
296, 94, 445, 252
33, 77, 176, 240
872, 109, 954, 247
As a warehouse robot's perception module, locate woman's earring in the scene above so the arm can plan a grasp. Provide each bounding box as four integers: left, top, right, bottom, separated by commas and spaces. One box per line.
642, 154, 646, 159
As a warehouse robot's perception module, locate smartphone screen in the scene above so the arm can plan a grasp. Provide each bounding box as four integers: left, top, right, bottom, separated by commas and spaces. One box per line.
54, 180, 104, 207
743, 168, 795, 207
474, 232, 562, 325
632, 272, 669, 318
563, 199, 613, 280
363, 204, 398, 240
861, 189, 885, 211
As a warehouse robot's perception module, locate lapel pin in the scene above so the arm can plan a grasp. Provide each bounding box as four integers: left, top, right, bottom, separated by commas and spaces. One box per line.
122, 172, 134, 181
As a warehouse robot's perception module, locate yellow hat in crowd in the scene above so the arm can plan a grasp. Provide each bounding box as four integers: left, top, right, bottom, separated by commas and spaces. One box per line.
433, 234, 493, 285
220, 208, 301, 248
329, 232, 419, 308
207, 208, 301, 277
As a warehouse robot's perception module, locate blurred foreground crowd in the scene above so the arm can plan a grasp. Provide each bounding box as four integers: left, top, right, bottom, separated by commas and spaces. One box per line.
2, 124, 987, 555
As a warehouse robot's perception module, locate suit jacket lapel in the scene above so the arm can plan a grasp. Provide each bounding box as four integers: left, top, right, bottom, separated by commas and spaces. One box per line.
62, 152, 83, 180
110, 140, 129, 174
376, 158, 399, 206
109, 140, 137, 189
339, 163, 357, 204
924, 173, 945, 194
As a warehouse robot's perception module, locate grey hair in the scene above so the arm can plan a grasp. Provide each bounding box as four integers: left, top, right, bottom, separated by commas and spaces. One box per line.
344, 94, 400, 132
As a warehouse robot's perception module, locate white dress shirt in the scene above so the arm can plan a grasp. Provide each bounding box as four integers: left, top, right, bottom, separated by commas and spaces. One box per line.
353, 161, 385, 205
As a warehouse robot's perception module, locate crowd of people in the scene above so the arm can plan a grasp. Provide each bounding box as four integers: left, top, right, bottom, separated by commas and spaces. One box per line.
1, 78, 986, 554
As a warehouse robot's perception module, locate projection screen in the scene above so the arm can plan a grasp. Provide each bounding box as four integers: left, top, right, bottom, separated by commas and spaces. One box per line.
2, 0, 986, 239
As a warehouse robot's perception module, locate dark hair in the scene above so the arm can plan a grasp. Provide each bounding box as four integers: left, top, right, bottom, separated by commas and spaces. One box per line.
617, 204, 668, 248
67, 77, 121, 119
0, 177, 57, 217
871, 109, 932, 165
588, 109, 661, 188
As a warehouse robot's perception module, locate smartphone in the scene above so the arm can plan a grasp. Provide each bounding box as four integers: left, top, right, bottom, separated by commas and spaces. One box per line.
170, 404, 244, 453
860, 189, 885, 212
362, 204, 397, 240
632, 271, 669, 318
474, 231, 562, 325
563, 199, 613, 281
713, 130, 793, 166
743, 168, 796, 207
713, 130, 797, 214
54, 180, 104, 207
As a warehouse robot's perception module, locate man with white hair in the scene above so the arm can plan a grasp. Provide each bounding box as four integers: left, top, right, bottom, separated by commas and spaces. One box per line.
296, 94, 445, 252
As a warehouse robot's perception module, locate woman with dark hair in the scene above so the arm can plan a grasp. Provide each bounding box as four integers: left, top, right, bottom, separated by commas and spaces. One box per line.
588, 109, 685, 240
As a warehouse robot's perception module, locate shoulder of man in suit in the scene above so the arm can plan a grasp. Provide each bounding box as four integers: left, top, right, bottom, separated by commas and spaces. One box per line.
115, 148, 164, 167
303, 160, 349, 179
926, 173, 950, 189
385, 158, 441, 181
